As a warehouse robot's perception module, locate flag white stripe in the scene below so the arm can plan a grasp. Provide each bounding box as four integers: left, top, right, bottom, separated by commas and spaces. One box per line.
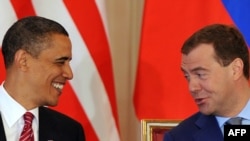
0, 0, 17, 45
95, 0, 110, 41
32, 0, 119, 140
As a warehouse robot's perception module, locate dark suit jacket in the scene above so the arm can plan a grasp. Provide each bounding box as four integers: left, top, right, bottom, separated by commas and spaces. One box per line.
164, 112, 223, 141
0, 106, 85, 141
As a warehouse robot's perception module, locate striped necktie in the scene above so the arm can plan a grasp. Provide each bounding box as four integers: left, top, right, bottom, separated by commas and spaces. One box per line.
19, 112, 34, 141
225, 117, 243, 125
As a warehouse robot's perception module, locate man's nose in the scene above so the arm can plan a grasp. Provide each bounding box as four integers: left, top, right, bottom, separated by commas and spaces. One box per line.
188, 77, 201, 93
62, 64, 73, 80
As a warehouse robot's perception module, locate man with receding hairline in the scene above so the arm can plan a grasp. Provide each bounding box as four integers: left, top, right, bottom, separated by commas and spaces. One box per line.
164, 24, 250, 141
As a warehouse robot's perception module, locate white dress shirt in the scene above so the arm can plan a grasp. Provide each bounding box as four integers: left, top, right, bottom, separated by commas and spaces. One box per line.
0, 82, 39, 141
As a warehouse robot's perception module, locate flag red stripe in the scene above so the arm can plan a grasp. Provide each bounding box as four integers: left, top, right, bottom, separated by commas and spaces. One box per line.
10, 0, 36, 18
63, 0, 120, 130
134, 0, 234, 119
52, 82, 99, 141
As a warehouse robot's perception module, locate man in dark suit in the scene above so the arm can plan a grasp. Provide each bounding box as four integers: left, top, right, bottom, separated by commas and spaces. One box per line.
0, 16, 85, 140
164, 24, 250, 141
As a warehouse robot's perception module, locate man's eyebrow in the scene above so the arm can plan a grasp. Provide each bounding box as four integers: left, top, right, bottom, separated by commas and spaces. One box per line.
55, 56, 72, 61
181, 66, 208, 73
190, 67, 208, 72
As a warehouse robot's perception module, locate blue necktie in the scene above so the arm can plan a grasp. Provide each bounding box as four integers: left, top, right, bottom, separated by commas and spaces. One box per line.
225, 117, 242, 125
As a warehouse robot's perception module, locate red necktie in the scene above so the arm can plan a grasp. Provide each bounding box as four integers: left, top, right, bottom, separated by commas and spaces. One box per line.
19, 112, 34, 141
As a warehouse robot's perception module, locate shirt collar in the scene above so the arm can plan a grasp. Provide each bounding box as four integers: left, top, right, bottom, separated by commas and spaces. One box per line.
216, 99, 250, 128
0, 82, 38, 127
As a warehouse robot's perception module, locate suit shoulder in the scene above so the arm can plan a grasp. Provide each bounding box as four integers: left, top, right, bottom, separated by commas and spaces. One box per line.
164, 112, 222, 141
39, 106, 81, 126
167, 112, 202, 135
39, 107, 86, 140
163, 112, 202, 141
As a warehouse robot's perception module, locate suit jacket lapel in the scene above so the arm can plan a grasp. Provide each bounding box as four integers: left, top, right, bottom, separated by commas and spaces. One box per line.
193, 114, 223, 141
0, 115, 6, 141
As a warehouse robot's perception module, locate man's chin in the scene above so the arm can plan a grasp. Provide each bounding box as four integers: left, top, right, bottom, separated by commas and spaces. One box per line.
45, 100, 59, 107
199, 107, 213, 115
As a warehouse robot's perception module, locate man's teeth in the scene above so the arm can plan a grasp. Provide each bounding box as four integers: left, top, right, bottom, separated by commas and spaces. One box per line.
52, 83, 64, 90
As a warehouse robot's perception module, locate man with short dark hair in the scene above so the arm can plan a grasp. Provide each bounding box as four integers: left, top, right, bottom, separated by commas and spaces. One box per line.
0, 16, 85, 141
164, 24, 250, 141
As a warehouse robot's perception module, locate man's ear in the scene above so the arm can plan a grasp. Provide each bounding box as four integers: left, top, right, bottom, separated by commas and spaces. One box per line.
14, 49, 28, 71
231, 58, 244, 80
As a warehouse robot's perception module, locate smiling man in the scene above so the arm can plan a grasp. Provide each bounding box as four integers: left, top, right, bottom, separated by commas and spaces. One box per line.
164, 24, 250, 141
0, 16, 85, 141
